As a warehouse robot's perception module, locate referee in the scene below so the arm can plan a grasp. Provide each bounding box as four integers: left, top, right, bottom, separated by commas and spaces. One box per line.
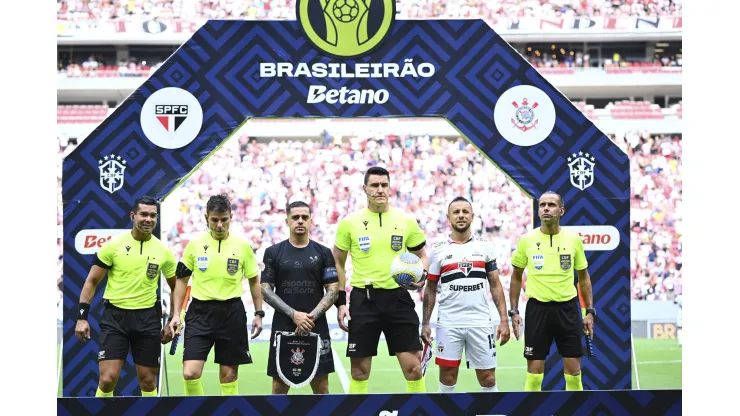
168, 194, 264, 396
260, 201, 339, 394
333, 166, 429, 394
74, 196, 178, 397
508, 191, 595, 391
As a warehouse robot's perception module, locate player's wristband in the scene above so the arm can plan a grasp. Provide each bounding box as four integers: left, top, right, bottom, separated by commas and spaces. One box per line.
78, 303, 91, 320
335, 290, 346, 307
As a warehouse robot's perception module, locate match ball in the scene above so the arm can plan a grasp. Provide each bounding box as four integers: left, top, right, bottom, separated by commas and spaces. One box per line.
332, 0, 360, 23
391, 253, 424, 286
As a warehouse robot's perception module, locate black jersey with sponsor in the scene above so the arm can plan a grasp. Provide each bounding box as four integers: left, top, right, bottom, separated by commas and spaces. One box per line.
261, 240, 338, 330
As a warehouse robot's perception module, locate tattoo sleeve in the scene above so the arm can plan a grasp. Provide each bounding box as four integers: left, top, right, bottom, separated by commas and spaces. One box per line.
260, 283, 295, 320
487, 271, 508, 320
310, 283, 339, 320
422, 280, 438, 326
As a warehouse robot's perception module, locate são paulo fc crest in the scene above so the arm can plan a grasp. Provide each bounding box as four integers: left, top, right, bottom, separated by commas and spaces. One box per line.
568, 152, 596, 191
291, 348, 305, 365
458, 260, 473, 276
512, 97, 539, 132
98, 154, 127, 194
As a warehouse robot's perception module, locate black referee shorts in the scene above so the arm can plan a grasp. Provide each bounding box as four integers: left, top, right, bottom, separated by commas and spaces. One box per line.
183, 297, 253, 366
524, 296, 583, 361
347, 287, 422, 357
98, 300, 161, 368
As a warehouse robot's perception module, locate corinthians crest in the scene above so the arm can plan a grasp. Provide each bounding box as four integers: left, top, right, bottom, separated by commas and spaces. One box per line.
290, 348, 305, 365
98, 154, 127, 194
511, 97, 539, 132
568, 152, 596, 191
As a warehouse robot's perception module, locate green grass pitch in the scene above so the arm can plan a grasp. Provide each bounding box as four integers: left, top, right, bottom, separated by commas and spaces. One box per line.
58, 338, 681, 396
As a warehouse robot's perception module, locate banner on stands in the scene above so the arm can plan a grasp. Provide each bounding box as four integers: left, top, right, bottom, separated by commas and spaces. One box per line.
57, 16, 682, 44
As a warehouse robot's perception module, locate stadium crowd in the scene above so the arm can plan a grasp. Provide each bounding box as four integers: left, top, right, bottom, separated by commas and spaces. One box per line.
56, 129, 682, 321
57, 0, 683, 21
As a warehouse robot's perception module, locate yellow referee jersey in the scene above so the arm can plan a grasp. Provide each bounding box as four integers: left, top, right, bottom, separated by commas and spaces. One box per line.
181, 232, 259, 301
511, 228, 588, 302
334, 207, 426, 289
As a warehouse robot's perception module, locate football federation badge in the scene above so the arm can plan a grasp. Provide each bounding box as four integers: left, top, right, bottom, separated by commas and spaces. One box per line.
568, 152, 596, 191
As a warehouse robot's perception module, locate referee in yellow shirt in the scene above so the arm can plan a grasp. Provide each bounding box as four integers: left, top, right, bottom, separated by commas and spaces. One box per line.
333, 166, 429, 394
509, 191, 595, 391
74, 196, 178, 397
168, 194, 264, 396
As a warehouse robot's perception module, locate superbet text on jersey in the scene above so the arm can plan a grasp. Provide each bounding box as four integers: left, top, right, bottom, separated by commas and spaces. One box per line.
427, 237, 498, 327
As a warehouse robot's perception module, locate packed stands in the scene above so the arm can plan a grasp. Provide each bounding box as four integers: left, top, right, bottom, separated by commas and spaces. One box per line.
55, 129, 682, 311
57, 0, 683, 21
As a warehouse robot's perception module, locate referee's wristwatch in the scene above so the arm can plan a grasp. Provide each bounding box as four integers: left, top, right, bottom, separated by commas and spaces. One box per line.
254, 310, 265, 318
508, 309, 519, 317
586, 308, 596, 318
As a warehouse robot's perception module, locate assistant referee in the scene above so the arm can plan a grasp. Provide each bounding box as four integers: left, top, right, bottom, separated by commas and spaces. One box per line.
169, 194, 264, 396
333, 166, 429, 394
74, 196, 177, 397
509, 191, 595, 391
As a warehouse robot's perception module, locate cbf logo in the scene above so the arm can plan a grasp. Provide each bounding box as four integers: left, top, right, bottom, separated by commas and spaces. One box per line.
568, 151, 596, 191
297, 0, 396, 59
98, 154, 127, 194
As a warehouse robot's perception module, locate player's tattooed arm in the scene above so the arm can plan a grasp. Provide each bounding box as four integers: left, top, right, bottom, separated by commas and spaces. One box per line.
310, 282, 339, 320
487, 270, 508, 320
422, 279, 438, 326
260, 283, 295, 319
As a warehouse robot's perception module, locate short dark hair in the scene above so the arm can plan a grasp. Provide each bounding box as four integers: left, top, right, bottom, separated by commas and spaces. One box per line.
286, 201, 312, 215
132, 196, 158, 213
539, 191, 564, 207
364, 166, 390, 185
206, 194, 231, 214
448, 196, 472, 211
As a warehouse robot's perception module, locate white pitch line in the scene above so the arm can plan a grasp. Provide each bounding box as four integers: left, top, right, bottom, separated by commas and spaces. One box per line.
631, 335, 641, 390
57, 342, 63, 396
332, 348, 350, 393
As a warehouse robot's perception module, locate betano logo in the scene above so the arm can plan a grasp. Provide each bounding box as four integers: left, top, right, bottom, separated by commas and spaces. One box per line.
563, 225, 620, 251
297, 0, 396, 59
74, 229, 129, 255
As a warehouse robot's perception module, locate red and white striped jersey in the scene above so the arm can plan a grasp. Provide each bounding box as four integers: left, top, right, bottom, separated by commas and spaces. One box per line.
427, 236, 498, 328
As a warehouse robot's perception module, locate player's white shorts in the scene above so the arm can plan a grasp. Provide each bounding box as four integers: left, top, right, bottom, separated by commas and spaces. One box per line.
677, 309, 682, 328
435, 326, 497, 370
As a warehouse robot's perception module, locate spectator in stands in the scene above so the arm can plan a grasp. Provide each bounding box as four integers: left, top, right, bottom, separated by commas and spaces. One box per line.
56, 130, 681, 307
58, 0, 682, 22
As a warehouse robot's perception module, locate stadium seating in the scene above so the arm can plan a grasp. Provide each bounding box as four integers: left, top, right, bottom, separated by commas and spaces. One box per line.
57, 105, 110, 124
57, 0, 683, 21
54, 132, 681, 304
608, 101, 665, 120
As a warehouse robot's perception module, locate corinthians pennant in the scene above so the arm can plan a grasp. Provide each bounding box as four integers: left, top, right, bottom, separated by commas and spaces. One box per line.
275, 331, 321, 389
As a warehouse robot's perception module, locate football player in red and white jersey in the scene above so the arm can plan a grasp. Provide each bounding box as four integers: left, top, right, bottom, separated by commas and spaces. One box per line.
421, 196, 511, 393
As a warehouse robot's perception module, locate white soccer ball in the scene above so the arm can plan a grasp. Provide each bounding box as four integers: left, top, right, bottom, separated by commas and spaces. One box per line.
391, 252, 424, 286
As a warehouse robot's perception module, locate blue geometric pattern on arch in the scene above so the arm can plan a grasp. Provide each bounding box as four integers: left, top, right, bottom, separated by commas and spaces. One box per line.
61, 19, 630, 397
57, 390, 681, 415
